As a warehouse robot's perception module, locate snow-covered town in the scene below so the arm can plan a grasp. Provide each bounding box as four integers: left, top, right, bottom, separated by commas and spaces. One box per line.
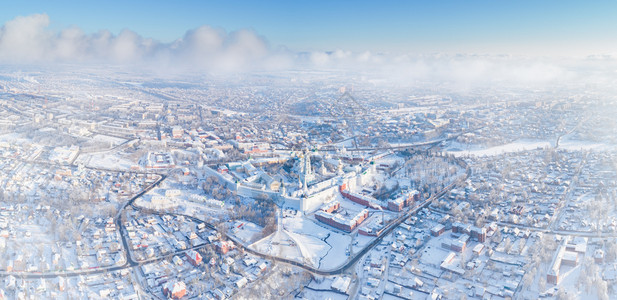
0, 65, 616, 300
1, 2, 617, 299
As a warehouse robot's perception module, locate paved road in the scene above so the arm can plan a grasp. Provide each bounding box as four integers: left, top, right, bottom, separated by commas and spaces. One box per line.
548, 154, 586, 231
206, 156, 471, 276
0, 173, 167, 279
115, 173, 168, 265
0, 151, 469, 280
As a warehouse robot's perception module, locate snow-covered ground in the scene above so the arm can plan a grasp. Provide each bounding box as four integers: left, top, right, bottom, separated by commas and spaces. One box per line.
75, 152, 136, 170
447, 139, 551, 157
299, 289, 348, 300
448, 138, 615, 157
251, 227, 305, 264
91, 134, 126, 146
231, 221, 263, 244
558, 136, 614, 151
251, 214, 353, 270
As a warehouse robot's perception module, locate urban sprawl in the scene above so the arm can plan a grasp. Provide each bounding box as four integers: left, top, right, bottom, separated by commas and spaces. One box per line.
0, 67, 616, 300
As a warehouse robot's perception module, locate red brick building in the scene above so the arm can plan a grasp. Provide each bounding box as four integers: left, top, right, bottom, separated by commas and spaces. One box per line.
163, 281, 186, 299
186, 250, 202, 266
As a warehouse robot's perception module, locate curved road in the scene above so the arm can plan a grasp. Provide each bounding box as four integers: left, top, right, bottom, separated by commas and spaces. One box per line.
0, 151, 470, 280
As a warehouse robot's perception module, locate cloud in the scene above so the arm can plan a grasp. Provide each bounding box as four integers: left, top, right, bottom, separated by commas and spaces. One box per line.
0, 14, 53, 62
0, 13, 607, 86
55, 26, 87, 60
294, 50, 576, 89
0, 14, 280, 73
171, 27, 270, 72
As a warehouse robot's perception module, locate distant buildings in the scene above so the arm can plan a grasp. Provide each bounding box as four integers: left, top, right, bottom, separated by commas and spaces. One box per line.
49, 146, 79, 164
144, 152, 175, 169
172, 126, 184, 139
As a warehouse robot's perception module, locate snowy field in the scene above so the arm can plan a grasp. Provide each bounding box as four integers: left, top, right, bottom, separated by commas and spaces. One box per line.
447, 138, 615, 157
285, 216, 353, 269
251, 214, 353, 270
330, 137, 357, 148
299, 289, 348, 300
558, 136, 614, 151
447, 139, 551, 157
251, 228, 305, 264
231, 221, 263, 244
75, 152, 136, 170
91, 134, 126, 146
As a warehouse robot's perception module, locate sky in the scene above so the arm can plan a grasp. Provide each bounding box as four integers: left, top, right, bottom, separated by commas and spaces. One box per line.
0, 1, 616, 82
1, 0, 616, 56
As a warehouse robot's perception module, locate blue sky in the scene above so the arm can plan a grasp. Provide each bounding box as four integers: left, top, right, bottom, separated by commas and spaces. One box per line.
1, 0, 616, 56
